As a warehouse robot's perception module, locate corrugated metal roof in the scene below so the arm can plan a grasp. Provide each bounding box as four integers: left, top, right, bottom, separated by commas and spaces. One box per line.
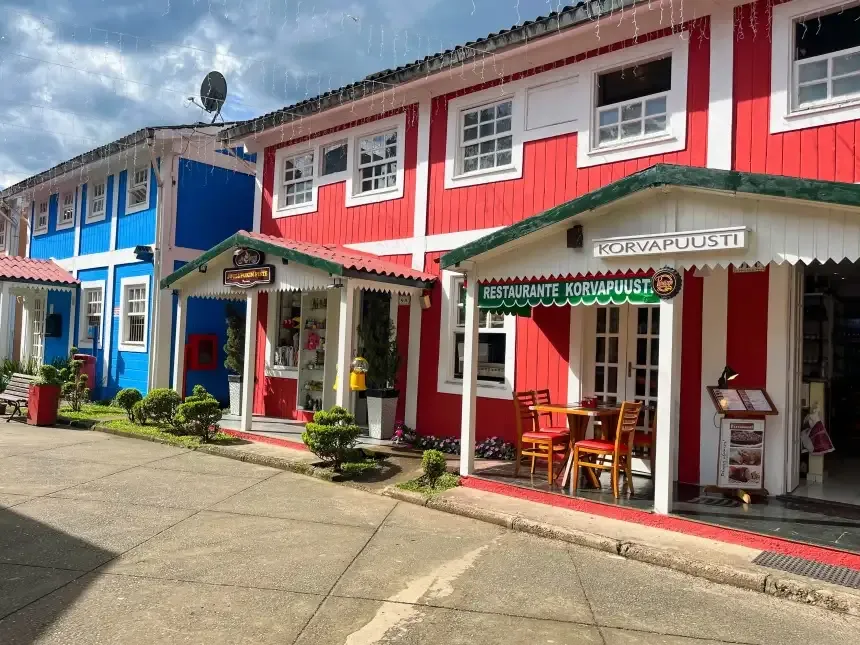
220, 0, 643, 143
0, 256, 78, 286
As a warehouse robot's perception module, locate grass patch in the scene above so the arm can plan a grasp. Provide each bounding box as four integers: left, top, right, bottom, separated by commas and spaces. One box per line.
396, 472, 460, 496
100, 418, 240, 448
340, 458, 383, 478
59, 403, 125, 422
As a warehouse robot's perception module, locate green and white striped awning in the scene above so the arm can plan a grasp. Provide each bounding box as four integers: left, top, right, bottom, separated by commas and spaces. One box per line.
479, 276, 658, 315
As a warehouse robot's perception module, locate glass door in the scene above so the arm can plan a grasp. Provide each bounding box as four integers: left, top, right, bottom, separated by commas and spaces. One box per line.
627, 305, 660, 432
31, 295, 46, 366
593, 305, 629, 404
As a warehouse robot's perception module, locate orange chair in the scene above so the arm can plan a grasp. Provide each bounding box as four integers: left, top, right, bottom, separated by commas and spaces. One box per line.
533, 389, 572, 433
513, 391, 570, 484
632, 406, 656, 476
571, 401, 642, 498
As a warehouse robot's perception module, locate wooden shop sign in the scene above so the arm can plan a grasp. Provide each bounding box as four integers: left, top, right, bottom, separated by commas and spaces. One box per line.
223, 265, 275, 288
593, 227, 748, 258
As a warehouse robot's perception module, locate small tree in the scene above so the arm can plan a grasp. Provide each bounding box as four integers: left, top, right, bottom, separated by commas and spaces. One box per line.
176, 385, 222, 441
224, 304, 245, 376
131, 400, 147, 425
34, 364, 62, 386
114, 388, 143, 422
302, 406, 361, 470
59, 349, 89, 412
142, 388, 182, 432
421, 449, 448, 485
357, 296, 400, 391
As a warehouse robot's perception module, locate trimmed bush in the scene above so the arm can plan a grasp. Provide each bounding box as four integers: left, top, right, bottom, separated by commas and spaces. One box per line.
421, 449, 448, 484
302, 406, 361, 470
114, 388, 144, 422
176, 385, 222, 441
35, 364, 62, 386
59, 350, 89, 413
142, 388, 182, 430
131, 400, 147, 425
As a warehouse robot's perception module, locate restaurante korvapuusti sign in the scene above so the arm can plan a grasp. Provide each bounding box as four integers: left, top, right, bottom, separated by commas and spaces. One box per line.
479, 276, 658, 313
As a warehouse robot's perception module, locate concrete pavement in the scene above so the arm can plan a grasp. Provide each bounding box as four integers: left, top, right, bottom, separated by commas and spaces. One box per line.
1, 424, 859, 644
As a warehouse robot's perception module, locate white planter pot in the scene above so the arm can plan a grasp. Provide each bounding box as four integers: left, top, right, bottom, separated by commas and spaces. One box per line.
367, 393, 398, 440
228, 375, 242, 416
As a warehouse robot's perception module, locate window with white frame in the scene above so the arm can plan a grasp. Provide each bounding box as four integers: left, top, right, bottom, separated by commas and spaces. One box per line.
58, 191, 75, 228
0, 221, 7, 253
320, 140, 348, 176
280, 151, 314, 208
35, 201, 48, 233
792, 4, 860, 110
127, 167, 149, 211
31, 296, 45, 366
452, 278, 507, 384
78, 285, 104, 347
119, 278, 149, 351
460, 99, 514, 174
356, 130, 398, 194
88, 181, 107, 221
595, 56, 671, 148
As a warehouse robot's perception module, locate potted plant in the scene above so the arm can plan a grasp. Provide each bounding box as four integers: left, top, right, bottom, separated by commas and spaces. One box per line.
224, 304, 245, 416
28, 364, 63, 426
357, 298, 400, 440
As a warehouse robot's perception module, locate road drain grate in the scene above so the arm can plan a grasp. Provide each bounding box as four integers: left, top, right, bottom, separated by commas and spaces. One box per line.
752, 551, 860, 589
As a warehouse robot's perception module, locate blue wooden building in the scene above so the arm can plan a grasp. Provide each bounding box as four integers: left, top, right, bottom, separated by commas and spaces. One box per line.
0, 125, 256, 403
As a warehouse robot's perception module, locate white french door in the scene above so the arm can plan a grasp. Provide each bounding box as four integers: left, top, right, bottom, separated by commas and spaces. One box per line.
31, 295, 46, 366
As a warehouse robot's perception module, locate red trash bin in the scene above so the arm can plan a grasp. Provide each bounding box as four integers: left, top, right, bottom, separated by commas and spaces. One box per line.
74, 353, 96, 391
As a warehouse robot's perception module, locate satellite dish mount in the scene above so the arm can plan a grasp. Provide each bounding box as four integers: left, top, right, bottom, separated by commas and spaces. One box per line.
199, 71, 227, 124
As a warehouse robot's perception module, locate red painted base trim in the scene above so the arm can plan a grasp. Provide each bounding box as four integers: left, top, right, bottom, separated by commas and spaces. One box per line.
462, 477, 860, 570
220, 428, 309, 452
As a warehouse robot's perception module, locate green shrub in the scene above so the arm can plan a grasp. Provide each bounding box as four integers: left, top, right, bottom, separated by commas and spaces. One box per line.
176, 385, 222, 441
302, 406, 361, 469
421, 449, 448, 484
142, 388, 182, 430
59, 349, 89, 412
131, 400, 147, 425
34, 365, 62, 386
340, 459, 382, 478
114, 388, 144, 422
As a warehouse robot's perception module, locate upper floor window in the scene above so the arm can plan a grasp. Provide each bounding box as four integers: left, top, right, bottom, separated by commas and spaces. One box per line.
280, 152, 314, 208
356, 130, 398, 194
126, 167, 149, 213
793, 5, 860, 110
460, 99, 514, 174
58, 191, 75, 229
0, 221, 7, 253
595, 56, 671, 148
88, 181, 107, 222
34, 200, 48, 234
321, 141, 348, 176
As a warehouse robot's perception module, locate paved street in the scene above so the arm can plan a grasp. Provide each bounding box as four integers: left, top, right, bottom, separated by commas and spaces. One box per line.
1, 425, 859, 644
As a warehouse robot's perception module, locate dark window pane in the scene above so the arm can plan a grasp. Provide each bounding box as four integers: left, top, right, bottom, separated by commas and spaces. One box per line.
650, 338, 659, 366
595, 365, 605, 392
608, 337, 619, 363
597, 56, 672, 107
596, 336, 606, 363
635, 369, 646, 396
609, 307, 620, 334
608, 367, 618, 392
795, 6, 860, 61
638, 307, 648, 334
637, 338, 647, 366
321, 143, 347, 175
453, 332, 506, 383
650, 369, 659, 398
651, 307, 660, 334
596, 308, 607, 334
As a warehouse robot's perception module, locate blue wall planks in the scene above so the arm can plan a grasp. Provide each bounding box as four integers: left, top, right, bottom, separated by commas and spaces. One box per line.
106, 262, 153, 398
80, 177, 113, 255
116, 167, 157, 249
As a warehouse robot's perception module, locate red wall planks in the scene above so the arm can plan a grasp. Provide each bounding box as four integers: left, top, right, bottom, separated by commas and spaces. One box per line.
252, 293, 269, 416
678, 271, 704, 485
426, 19, 710, 235
726, 268, 770, 389
261, 377, 298, 419
259, 105, 419, 245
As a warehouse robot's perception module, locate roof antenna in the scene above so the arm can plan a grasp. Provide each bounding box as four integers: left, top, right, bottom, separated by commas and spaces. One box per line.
187, 71, 228, 124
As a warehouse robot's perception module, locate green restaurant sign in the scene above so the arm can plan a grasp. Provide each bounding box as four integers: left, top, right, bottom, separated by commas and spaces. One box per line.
479, 276, 658, 313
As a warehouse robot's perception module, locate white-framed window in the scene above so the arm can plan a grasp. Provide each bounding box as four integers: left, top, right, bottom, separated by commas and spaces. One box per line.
31, 296, 45, 366
126, 167, 150, 213
87, 180, 107, 222
266, 290, 302, 376
437, 271, 516, 399
0, 220, 7, 253
78, 281, 105, 349
772, 0, 860, 133
320, 140, 348, 176
118, 276, 149, 352
459, 99, 514, 175
594, 56, 671, 148
34, 200, 49, 235
280, 151, 315, 208
57, 191, 75, 230
577, 35, 688, 167
356, 129, 399, 194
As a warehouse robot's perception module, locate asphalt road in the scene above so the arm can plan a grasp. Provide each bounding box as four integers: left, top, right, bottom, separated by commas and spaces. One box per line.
1, 424, 859, 644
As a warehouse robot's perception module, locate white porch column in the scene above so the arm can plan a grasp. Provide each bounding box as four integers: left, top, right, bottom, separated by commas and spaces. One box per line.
0, 283, 9, 360
172, 293, 187, 394
654, 289, 684, 514
67, 289, 76, 356
765, 263, 792, 495
241, 291, 258, 432
459, 271, 479, 476
334, 284, 356, 410
404, 295, 422, 428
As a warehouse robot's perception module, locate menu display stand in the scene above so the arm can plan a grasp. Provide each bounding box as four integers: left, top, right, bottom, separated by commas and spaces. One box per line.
705, 387, 779, 504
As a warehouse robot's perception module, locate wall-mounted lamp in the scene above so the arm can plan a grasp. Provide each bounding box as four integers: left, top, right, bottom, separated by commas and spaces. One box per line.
133, 245, 154, 263
198, 264, 208, 274
717, 365, 739, 388
567, 224, 584, 249
281, 258, 289, 265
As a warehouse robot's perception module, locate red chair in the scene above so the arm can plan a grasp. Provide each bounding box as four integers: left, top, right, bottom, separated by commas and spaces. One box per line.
572, 401, 642, 498
513, 391, 569, 484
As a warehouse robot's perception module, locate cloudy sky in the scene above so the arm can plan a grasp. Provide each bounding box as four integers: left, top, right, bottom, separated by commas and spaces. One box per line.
0, 0, 574, 188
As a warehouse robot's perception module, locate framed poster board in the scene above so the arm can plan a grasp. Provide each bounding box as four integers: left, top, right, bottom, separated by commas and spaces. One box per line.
717, 418, 765, 490
707, 387, 778, 416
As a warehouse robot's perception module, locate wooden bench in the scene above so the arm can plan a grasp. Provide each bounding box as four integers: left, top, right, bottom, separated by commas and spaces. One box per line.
0, 373, 35, 421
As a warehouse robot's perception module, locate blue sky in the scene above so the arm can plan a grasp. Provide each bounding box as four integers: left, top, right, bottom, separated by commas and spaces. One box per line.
0, 0, 571, 188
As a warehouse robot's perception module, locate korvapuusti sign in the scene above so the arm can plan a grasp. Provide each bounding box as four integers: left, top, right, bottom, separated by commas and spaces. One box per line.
479, 276, 658, 312
593, 226, 748, 258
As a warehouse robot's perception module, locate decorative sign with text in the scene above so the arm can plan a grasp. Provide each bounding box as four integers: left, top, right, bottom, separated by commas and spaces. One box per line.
223, 265, 275, 288
233, 247, 265, 268
479, 276, 658, 313
593, 227, 748, 258
651, 267, 683, 300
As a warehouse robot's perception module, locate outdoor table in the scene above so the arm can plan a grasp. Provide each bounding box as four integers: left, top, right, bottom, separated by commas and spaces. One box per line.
529, 403, 621, 489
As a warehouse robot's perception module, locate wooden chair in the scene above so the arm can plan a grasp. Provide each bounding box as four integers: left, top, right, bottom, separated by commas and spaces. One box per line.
632, 406, 656, 476
533, 389, 571, 433
513, 390, 570, 484
572, 401, 642, 498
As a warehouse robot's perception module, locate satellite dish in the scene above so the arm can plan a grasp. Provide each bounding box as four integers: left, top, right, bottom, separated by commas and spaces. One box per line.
200, 71, 227, 122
